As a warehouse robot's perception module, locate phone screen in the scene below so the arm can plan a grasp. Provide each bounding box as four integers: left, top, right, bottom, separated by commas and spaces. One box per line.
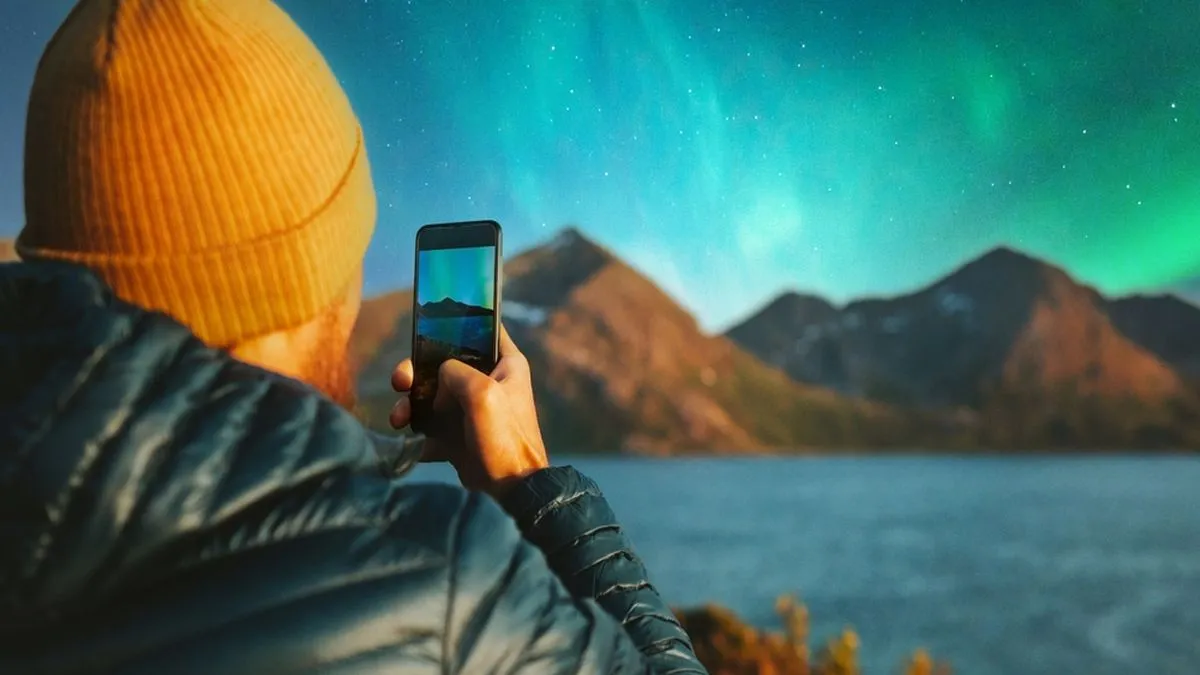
410, 221, 501, 431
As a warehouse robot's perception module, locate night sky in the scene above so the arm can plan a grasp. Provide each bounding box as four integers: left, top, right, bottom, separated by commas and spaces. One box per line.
418, 246, 497, 309
2, 0, 1199, 330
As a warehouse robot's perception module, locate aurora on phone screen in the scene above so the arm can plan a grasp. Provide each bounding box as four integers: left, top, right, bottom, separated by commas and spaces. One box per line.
415, 245, 497, 375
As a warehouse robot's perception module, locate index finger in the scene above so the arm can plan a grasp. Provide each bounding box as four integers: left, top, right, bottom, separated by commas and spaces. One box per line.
391, 359, 414, 392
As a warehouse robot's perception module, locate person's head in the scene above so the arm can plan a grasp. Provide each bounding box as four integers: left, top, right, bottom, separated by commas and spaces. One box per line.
16, 0, 375, 410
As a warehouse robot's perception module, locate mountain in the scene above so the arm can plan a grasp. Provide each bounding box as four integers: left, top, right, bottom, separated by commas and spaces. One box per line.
352, 228, 964, 454
350, 289, 411, 375
418, 297, 492, 318
1107, 294, 1200, 380
726, 246, 1200, 449
726, 292, 845, 391
0, 239, 15, 262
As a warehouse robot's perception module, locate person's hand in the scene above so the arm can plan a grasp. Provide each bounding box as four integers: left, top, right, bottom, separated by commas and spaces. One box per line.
389, 326, 549, 497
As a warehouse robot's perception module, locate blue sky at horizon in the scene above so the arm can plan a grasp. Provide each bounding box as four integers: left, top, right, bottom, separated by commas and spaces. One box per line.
2, 0, 1199, 330
417, 246, 496, 309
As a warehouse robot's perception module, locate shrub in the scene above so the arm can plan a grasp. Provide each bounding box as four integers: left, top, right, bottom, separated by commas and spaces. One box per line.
673, 594, 949, 675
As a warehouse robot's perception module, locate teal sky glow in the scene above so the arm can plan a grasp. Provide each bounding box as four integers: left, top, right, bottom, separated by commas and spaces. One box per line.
2, 0, 1198, 328
418, 246, 496, 309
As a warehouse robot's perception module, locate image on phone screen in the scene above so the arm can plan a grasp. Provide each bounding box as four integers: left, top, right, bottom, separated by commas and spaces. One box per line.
411, 224, 500, 416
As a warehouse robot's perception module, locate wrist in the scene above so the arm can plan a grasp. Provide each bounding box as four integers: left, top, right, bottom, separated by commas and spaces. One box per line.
486, 462, 550, 499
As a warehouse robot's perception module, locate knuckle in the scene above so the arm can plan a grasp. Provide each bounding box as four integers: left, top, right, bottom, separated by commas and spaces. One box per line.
468, 377, 500, 404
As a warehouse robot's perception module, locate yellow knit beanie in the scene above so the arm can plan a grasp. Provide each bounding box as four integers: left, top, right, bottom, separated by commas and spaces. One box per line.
18, 0, 376, 347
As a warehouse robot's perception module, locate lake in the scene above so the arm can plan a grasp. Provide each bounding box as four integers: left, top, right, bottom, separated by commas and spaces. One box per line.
405, 456, 1200, 674
417, 315, 492, 354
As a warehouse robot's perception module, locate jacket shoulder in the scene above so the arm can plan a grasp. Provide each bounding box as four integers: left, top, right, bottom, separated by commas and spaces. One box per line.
0, 261, 473, 671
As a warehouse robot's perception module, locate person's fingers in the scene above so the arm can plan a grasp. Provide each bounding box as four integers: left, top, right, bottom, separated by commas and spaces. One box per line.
436, 359, 498, 412
492, 356, 530, 385
391, 359, 414, 392
490, 359, 514, 382
389, 394, 411, 429
492, 326, 528, 383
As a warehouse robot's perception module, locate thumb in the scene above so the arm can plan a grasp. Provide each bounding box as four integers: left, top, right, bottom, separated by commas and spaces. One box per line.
434, 359, 493, 413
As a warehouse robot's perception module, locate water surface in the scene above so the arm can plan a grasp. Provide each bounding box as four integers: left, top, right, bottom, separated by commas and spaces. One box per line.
407, 456, 1200, 674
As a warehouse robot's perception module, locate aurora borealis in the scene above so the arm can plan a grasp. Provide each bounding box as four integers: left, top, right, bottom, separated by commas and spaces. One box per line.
2, 0, 1198, 329
418, 246, 497, 310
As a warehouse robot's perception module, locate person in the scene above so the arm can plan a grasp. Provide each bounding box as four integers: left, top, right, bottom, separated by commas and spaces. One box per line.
0, 1, 706, 673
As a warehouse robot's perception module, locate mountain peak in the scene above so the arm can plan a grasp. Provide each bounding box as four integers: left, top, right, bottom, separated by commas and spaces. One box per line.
418, 297, 491, 318
971, 245, 1045, 270
941, 244, 1062, 295
725, 290, 841, 372
547, 226, 610, 259
503, 227, 616, 307
771, 291, 838, 314
735, 290, 839, 331
552, 226, 586, 245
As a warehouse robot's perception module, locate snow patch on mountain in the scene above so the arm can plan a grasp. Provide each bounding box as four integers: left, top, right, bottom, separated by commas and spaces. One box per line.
505, 301, 549, 326
936, 287, 973, 315
791, 323, 829, 357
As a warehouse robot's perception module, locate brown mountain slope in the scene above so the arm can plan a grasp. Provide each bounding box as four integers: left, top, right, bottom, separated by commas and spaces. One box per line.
350, 289, 411, 376
352, 229, 961, 453
727, 247, 1200, 449
0, 239, 15, 262
1107, 294, 1200, 381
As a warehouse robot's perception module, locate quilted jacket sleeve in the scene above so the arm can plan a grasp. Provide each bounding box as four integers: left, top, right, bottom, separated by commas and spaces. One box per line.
447, 467, 706, 674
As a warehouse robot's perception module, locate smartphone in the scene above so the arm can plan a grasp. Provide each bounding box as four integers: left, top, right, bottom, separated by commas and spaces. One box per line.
409, 220, 503, 434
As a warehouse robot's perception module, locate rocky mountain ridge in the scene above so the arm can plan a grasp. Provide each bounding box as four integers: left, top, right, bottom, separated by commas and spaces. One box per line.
418, 297, 493, 318
727, 247, 1200, 448
353, 229, 1200, 452
354, 229, 970, 453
